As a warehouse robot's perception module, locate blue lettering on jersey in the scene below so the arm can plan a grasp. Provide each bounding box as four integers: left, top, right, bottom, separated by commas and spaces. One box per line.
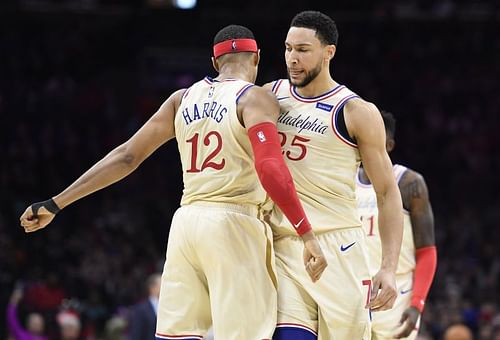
278, 111, 328, 135
316, 102, 334, 112
183, 100, 227, 125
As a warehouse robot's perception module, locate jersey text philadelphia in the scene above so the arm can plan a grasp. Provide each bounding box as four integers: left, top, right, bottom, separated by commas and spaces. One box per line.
278, 111, 328, 135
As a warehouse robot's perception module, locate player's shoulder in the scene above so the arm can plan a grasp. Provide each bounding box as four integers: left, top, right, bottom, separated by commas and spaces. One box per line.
398, 166, 427, 189
239, 84, 278, 106
170, 88, 189, 108
344, 97, 379, 117
262, 79, 288, 94
344, 97, 383, 138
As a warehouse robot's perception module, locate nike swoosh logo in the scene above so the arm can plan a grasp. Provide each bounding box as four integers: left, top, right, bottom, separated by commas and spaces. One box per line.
276, 96, 290, 101
400, 288, 412, 295
294, 218, 304, 229
340, 242, 356, 252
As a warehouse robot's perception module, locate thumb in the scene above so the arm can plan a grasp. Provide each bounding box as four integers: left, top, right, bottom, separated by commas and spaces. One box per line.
303, 247, 312, 266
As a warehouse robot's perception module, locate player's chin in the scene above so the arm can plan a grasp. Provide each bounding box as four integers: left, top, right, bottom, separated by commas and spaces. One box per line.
288, 76, 304, 86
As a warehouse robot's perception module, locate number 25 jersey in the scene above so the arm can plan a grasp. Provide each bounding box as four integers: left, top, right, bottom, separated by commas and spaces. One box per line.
175, 77, 266, 207
269, 79, 363, 237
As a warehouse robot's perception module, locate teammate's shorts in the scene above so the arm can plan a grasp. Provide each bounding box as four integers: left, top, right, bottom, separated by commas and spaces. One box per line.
274, 227, 371, 340
156, 202, 277, 340
371, 272, 419, 340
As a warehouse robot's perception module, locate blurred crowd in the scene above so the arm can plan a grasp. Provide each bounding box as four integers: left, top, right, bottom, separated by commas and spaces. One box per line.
0, 6, 499, 340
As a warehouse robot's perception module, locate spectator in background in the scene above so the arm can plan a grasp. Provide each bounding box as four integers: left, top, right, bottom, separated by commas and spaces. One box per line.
56, 310, 81, 340
6, 285, 47, 340
127, 273, 160, 340
443, 323, 473, 340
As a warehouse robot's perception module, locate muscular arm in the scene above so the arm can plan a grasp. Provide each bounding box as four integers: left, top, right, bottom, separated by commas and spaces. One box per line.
238, 86, 310, 234
395, 170, 437, 338
345, 99, 403, 310
399, 170, 435, 248
346, 100, 403, 272
238, 86, 327, 281
20, 89, 183, 232
53, 89, 183, 209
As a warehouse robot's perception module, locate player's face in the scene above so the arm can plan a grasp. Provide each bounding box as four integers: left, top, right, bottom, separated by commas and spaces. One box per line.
285, 27, 325, 87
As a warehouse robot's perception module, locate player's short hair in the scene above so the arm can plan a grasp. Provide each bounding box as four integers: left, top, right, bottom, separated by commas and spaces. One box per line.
213, 25, 255, 45
290, 10, 339, 46
381, 110, 396, 139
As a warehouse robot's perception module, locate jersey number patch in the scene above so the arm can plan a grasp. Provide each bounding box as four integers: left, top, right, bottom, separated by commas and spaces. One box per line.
186, 131, 225, 173
361, 215, 376, 236
278, 132, 310, 161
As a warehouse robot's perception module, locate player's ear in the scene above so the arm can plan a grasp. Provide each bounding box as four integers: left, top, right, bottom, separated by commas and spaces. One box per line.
325, 44, 336, 62
254, 50, 261, 66
211, 56, 220, 72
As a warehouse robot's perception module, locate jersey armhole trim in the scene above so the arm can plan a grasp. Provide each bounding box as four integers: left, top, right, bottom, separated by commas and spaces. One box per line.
331, 94, 359, 147
236, 84, 255, 104
271, 79, 284, 94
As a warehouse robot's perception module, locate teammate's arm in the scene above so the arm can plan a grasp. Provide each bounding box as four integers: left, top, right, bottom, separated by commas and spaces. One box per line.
19, 89, 184, 233
395, 170, 437, 338
238, 86, 327, 282
345, 99, 403, 311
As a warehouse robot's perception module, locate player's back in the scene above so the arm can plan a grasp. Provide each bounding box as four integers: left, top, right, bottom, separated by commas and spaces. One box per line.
175, 76, 265, 207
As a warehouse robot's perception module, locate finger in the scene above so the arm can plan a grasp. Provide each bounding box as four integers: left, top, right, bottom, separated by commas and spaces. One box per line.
20, 207, 33, 221
370, 277, 382, 302
303, 251, 312, 266
25, 224, 43, 233
306, 257, 326, 282
20, 218, 39, 228
371, 293, 396, 311
368, 287, 395, 310
310, 258, 328, 282
394, 323, 414, 339
305, 262, 316, 282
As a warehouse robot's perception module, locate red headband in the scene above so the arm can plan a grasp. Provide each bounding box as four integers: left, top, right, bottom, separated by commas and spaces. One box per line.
213, 38, 258, 58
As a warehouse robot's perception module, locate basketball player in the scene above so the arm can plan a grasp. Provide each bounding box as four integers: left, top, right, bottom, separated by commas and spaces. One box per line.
264, 11, 404, 339
19, 25, 328, 340
356, 110, 437, 339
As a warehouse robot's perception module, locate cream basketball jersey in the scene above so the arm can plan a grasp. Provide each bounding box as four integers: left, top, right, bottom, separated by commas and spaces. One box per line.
356, 164, 416, 275
269, 79, 362, 237
175, 76, 266, 206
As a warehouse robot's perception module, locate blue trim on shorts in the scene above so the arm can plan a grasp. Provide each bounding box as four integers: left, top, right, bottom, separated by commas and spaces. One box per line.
273, 327, 317, 340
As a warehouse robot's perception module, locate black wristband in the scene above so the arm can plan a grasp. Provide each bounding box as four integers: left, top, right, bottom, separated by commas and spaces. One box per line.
31, 198, 61, 216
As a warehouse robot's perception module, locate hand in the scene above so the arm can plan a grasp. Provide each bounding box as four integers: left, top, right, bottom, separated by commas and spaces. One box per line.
301, 231, 328, 282
368, 268, 397, 311
19, 201, 57, 233
394, 306, 420, 338
10, 287, 23, 305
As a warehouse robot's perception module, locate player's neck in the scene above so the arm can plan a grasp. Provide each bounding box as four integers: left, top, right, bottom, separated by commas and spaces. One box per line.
217, 65, 254, 83
358, 167, 371, 185
294, 71, 337, 98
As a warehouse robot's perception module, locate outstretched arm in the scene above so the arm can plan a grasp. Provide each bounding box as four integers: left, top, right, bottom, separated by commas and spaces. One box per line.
395, 170, 437, 338
20, 89, 184, 233
7, 287, 30, 339
346, 99, 403, 311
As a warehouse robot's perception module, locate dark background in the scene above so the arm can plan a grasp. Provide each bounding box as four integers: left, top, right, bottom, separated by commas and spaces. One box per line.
1, 0, 499, 339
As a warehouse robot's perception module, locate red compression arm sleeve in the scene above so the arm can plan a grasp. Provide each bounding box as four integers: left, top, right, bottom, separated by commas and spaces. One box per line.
248, 122, 311, 235
411, 246, 437, 312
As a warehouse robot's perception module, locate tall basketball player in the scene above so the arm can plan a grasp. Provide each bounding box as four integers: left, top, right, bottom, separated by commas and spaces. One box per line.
265, 11, 404, 340
357, 110, 437, 339
19, 25, 327, 340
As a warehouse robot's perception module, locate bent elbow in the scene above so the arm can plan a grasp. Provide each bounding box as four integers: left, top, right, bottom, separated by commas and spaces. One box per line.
122, 153, 135, 166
